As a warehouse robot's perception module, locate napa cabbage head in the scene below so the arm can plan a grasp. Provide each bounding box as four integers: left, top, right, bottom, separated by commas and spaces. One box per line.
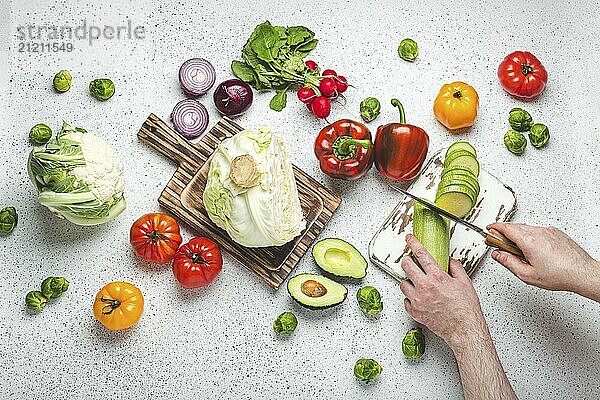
27, 121, 126, 226
203, 126, 305, 247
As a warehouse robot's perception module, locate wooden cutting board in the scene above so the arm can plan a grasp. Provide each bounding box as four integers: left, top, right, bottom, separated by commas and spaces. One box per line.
369, 148, 517, 280
138, 114, 341, 289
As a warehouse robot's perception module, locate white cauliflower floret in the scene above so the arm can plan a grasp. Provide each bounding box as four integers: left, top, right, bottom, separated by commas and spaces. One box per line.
69, 130, 124, 203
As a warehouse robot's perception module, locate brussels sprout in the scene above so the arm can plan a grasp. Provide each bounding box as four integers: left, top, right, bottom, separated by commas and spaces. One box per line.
504, 129, 527, 155
354, 358, 382, 383
359, 97, 381, 123
89, 78, 115, 101
508, 108, 533, 132
26, 291, 48, 312
53, 70, 72, 92
402, 327, 425, 359
528, 123, 549, 148
398, 38, 418, 62
356, 286, 383, 316
273, 311, 298, 335
41, 277, 69, 299
0, 206, 17, 235
29, 123, 53, 145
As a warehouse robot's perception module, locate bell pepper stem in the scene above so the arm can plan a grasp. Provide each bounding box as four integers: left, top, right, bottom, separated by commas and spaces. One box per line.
391, 98, 406, 124
333, 136, 372, 160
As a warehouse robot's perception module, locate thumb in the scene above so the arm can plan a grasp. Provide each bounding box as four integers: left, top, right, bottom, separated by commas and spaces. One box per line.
492, 250, 530, 282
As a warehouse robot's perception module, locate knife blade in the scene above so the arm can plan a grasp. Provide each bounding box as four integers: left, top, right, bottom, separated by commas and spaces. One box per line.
390, 185, 526, 260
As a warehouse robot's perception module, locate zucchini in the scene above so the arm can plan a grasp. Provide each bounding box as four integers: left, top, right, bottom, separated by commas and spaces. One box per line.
444, 149, 477, 167
446, 155, 480, 177
445, 142, 477, 158
441, 166, 478, 180
439, 173, 480, 194
412, 202, 450, 272
435, 187, 475, 217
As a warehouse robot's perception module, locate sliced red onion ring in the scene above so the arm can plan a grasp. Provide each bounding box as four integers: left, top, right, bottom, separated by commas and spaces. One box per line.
171, 99, 209, 139
179, 58, 216, 96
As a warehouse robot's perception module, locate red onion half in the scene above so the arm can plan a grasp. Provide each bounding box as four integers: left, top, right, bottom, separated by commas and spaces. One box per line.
179, 58, 216, 96
171, 99, 209, 139
213, 79, 253, 116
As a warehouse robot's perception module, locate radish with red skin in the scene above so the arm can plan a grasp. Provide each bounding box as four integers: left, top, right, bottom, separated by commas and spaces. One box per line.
311, 96, 331, 119
319, 78, 338, 98
298, 87, 317, 104
305, 60, 318, 71
322, 69, 337, 77
335, 75, 348, 93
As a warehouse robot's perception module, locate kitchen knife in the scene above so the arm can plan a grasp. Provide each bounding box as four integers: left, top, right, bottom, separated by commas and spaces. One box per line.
391, 185, 526, 260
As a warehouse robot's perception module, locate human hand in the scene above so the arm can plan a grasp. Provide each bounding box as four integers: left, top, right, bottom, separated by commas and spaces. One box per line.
488, 223, 600, 300
399, 234, 489, 350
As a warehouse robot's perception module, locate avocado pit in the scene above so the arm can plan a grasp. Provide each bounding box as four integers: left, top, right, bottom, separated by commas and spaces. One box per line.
301, 279, 327, 297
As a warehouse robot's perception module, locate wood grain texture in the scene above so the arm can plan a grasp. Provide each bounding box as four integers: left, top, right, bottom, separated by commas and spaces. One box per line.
138, 114, 341, 289
369, 148, 517, 280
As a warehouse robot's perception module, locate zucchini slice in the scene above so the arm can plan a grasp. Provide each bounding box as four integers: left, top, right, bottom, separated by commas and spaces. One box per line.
445, 142, 477, 158
435, 186, 476, 217
412, 202, 450, 273
446, 155, 480, 177
439, 173, 480, 194
444, 149, 477, 167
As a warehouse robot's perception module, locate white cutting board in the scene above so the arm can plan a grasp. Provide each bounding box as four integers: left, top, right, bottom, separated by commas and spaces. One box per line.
369, 148, 517, 280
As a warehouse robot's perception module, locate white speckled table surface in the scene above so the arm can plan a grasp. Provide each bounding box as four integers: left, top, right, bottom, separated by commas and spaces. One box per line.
1, 1, 600, 399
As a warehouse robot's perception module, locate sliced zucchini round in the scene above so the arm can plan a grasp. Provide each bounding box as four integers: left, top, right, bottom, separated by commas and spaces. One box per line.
436, 182, 477, 203
445, 142, 477, 158
438, 174, 480, 196
435, 190, 475, 218
444, 149, 477, 167
446, 155, 480, 177
441, 166, 478, 182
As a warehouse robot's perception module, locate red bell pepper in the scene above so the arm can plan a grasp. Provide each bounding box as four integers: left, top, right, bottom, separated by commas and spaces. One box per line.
374, 99, 429, 181
314, 119, 374, 180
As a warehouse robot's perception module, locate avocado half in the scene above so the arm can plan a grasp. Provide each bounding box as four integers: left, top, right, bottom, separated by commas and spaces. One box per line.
287, 273, 348, 310
312, 238, 368, 278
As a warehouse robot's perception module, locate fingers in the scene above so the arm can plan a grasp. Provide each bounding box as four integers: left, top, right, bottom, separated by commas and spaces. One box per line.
448, 258, 470, 282
403, 297, 415, 317
406, 234, 444, 276
486, 222, 532, 248
401, 255, 425, 283
491, 250, 531, 282
399, 279, 416, 299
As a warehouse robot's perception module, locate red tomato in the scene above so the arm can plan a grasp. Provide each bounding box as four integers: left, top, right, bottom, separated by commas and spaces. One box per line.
497, 51, 548, 99
172, 237, 223, 288
130, 213, 182, 264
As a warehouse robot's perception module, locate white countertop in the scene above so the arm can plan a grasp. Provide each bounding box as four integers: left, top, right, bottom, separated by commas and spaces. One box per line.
2, 0, 600, 398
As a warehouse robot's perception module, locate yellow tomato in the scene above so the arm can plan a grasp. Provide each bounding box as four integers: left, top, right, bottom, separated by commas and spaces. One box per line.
93, 281, 144, 331
433, 81, 479, 130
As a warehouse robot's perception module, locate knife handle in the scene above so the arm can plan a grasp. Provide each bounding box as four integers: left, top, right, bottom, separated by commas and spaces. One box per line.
485, 228, 526, 261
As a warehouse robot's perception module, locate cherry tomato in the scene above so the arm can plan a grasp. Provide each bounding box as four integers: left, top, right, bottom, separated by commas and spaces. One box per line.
130, 213, 182, 264
497, 51, 548, 99
172, 237, 223, 288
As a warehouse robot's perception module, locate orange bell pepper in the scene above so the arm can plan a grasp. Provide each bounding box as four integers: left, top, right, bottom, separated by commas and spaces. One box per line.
433, 82, 479, 130
93, 281, 144, 331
